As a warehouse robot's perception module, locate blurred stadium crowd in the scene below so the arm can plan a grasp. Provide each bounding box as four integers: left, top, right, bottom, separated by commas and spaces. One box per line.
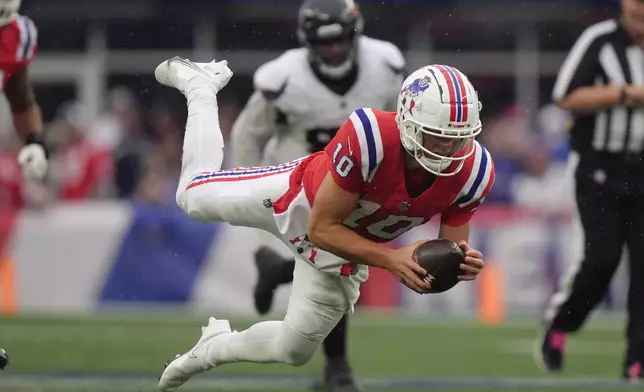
0, 0, 615, 215
0, 86, 243, 209
0, 88, 202, 208
0, 86, 574, 213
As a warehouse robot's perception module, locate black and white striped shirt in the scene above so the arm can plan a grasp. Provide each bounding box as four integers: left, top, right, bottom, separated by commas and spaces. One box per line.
553, 18, 644, 169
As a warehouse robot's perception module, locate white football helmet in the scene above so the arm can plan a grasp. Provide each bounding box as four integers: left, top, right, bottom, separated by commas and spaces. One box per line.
396, 65, 482, 176
0, 0, 19, 27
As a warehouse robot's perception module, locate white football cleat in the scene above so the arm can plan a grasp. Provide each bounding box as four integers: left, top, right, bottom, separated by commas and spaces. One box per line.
158, 317, 232, 392
154, 57, 233, 95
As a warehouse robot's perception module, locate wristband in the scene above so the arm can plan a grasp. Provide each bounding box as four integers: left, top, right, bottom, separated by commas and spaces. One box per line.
25, 132, 49, 158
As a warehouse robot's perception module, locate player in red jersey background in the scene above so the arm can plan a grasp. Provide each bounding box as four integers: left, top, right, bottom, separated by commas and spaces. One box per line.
0, 0, 48, 184
0, 0, 48, 371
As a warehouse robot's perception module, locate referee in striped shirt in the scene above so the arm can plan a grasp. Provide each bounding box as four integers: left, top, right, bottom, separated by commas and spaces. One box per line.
537, 0, 644, 381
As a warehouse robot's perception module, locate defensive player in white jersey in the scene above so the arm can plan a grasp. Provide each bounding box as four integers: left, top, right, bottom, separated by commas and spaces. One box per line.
154, 55, 493, 392
230, 0, 404, 390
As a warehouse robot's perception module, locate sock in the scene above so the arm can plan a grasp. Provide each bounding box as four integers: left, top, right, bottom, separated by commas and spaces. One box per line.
213, 321, 283, 364
210, 320, 318, 366
278, 258, 296, 284
323, 313, 348, 361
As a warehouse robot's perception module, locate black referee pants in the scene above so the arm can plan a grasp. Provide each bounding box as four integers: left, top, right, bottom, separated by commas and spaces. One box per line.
546, 167, 644, 363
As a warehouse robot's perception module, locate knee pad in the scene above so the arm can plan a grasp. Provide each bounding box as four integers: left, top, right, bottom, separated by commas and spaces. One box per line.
176, 185, 213, 222
276, 319, 321, 367
279, 341, 315, 367
175, 186, 188, 213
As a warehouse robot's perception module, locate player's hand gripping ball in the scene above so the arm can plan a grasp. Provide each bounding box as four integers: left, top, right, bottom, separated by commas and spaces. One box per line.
412, 239, 466, 293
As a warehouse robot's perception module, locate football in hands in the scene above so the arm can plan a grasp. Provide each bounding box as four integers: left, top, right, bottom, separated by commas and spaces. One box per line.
412, 239, 465, 293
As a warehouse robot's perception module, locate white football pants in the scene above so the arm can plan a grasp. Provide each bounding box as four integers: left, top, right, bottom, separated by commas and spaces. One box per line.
175, 78, 351, 366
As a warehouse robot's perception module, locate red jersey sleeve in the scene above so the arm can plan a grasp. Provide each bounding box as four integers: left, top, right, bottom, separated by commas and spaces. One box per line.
323, 118, 364, 194
323, 108, 387, 194
13, 15, 38, 64
441, 142, 495, 227
0, 15, 38, 88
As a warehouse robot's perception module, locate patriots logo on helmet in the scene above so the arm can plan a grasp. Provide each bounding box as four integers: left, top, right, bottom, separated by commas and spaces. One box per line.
400, 76, 432, 112
401, 76, 432, 97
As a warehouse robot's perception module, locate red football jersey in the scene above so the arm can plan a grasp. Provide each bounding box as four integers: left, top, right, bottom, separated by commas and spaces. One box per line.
0, 147, 23, 208
52, 139, 113, 201
296, 108, 495, 243
0, 14, 37, 90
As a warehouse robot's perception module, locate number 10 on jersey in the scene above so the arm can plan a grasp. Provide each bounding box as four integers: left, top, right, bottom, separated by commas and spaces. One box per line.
332, 142, 354, 178
332, 142, 425, 240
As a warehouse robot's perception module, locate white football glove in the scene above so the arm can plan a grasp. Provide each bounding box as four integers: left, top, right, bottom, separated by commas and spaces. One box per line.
18, 143, 48, 182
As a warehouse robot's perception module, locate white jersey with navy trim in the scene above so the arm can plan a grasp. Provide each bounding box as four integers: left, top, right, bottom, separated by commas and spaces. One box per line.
231, 36, 405, 168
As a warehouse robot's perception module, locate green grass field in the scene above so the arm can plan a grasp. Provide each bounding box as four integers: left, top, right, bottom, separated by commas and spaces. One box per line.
0, 311, 639, 392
